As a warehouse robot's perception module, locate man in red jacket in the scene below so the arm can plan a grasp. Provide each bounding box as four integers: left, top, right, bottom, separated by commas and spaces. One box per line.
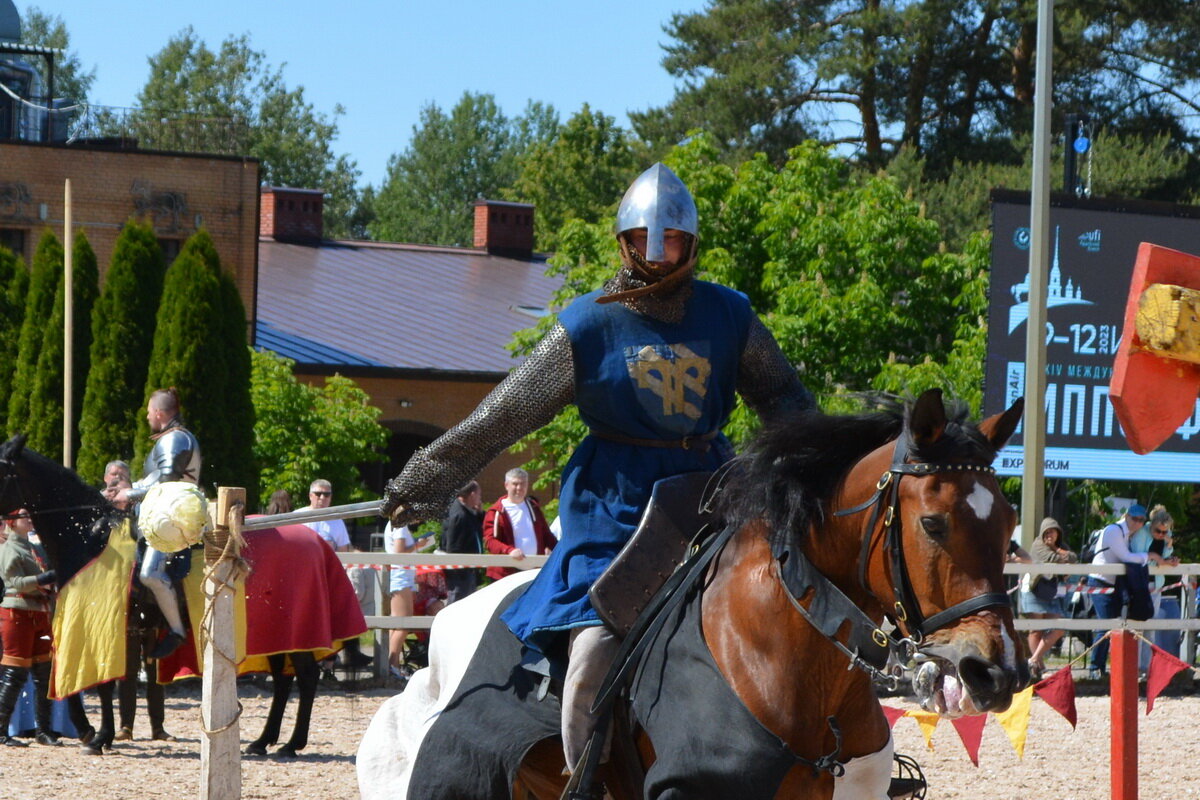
482, 468, 556, 582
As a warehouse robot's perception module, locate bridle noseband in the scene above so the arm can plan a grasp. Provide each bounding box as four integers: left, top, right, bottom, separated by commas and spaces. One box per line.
835, 434, 1009, 644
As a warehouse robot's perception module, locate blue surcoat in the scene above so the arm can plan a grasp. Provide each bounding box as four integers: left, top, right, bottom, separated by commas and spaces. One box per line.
501, 280, 754, 651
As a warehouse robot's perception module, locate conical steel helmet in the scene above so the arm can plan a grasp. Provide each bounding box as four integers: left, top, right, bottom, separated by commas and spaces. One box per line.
615, 163, 698, 262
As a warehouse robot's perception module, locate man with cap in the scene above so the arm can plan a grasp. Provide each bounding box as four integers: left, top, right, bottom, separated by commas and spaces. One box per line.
381, 163, 814, 781
1086, 503, 1174, 676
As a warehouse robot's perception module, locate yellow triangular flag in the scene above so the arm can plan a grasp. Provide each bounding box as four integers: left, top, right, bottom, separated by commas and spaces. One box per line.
992, 686, 1034, 758
906, 708, 941, 750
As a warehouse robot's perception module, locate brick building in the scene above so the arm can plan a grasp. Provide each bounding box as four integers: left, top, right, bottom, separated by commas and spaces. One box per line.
0, 140, 261, 323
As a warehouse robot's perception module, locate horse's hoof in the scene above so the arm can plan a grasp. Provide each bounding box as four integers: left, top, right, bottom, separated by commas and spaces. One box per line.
34, 731, 62, 746
244, 742, 268, 757
80, 741, 104, 756
275, 745, 298, 758
113, 727, 133, 741
150, 728, 177, 742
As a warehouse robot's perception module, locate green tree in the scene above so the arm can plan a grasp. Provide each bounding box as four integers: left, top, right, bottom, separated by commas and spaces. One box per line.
8, 230, 62, 438
18, 6, 96, 103
634, 0, 1200, 172
77, 221, 166, 483
506, 104, 641, 251
135, 27, 365, 237
138, 230, 253, 492
250, 349, 387, 508
371, 93, 560, 246
0, 246, 27, 432
26, 232, 99, 461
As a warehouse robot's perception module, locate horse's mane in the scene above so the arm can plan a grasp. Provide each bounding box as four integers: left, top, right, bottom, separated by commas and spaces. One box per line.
716, 395, 996, 552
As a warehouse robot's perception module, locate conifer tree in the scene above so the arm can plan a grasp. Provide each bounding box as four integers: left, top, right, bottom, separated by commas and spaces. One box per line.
139, 230, 252, 491
214, 270, 256, 492
8, 231, 63, 437
27, 232, 99, 462
77, 222, 166, 483
0, 246, 27, 432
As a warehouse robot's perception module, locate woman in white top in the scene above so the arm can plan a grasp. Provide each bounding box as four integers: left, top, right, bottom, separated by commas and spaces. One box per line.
383, 522, 416, 678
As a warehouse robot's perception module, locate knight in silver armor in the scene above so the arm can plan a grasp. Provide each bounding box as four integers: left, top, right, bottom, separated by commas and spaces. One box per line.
115, 388, 200, 660
382, 163, 813, 782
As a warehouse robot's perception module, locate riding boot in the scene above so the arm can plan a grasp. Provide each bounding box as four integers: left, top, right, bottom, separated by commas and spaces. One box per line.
0, 665, 31, 746
30, 661, 61, 745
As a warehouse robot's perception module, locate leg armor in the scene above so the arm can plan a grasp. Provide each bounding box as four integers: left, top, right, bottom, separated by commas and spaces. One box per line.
140, 548, 185, 637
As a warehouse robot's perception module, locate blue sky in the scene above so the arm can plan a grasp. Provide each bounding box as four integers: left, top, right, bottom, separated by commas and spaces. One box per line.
22, 1, 708, 189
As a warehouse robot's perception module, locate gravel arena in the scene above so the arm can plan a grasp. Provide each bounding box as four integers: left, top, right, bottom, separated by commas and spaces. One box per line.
0, 676, 1196, 799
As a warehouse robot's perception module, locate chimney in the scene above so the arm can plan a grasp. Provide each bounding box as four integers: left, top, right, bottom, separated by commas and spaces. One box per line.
260, 186, 324, 241
473, 199, 534, 259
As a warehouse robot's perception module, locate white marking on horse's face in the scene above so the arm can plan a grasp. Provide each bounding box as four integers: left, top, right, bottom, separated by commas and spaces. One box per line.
964, 481, 994, 521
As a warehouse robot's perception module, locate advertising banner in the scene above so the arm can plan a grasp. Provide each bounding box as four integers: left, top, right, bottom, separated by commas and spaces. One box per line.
986, 191, 1200, 480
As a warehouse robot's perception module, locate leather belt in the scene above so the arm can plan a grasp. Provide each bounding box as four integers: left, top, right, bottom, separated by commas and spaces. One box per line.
591, 429, 718, 452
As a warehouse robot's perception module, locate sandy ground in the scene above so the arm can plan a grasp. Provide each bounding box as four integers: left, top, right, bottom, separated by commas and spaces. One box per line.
0, 674, 1195, 799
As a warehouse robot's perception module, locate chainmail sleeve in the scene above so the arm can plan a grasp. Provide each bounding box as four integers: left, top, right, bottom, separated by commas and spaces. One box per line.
737, 316, 816, 425
382, 323, 576, 525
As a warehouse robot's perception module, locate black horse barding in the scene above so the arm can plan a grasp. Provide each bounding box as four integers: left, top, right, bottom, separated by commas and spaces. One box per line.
0, 434, 367, 757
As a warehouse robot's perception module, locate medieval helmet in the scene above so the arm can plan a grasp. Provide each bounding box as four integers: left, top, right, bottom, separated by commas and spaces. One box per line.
615, 163, 699, 263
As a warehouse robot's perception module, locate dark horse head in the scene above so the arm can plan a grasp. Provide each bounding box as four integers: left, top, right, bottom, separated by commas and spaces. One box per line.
720, 389, 1026, 717
0, 434, 116, 587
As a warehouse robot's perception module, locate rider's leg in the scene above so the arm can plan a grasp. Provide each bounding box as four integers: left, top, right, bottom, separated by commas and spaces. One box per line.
141, 548, 186, 658
562, 624, 620, 773
31, 657, 61, 745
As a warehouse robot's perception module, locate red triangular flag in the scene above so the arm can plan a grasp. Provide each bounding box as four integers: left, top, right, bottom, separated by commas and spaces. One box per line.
880, 704, 907, 728
1146, 643, 1189, 714
1032, 665, 1077, 728
950, 713, 987, 766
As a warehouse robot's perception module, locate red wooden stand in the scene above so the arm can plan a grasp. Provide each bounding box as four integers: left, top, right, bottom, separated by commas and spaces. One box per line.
1110, 630, 1138, 800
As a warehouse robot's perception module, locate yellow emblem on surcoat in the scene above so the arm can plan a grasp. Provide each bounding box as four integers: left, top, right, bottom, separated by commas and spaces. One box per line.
628, 343, 711, 420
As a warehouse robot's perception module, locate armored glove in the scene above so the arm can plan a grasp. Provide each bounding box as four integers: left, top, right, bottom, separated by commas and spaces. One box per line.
35, 570, 56, 587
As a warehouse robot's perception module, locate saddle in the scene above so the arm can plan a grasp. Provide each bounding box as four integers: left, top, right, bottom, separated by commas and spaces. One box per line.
589, 471, 715, 638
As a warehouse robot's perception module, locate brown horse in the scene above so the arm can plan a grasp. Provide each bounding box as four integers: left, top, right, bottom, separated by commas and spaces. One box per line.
358, 389, 1026, 799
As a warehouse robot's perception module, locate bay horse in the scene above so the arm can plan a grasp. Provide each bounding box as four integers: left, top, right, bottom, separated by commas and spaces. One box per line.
0, 434, 366, 757
358, 389, 1027, 799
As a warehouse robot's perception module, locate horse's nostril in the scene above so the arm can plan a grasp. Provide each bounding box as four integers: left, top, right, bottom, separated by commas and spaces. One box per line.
957, 654, 1012, 711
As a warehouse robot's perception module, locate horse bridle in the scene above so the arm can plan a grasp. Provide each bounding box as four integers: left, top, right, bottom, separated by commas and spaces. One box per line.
835, 433, 1010, 644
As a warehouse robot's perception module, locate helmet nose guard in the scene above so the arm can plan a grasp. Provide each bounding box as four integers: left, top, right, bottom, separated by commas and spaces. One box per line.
616, 163, 698, 263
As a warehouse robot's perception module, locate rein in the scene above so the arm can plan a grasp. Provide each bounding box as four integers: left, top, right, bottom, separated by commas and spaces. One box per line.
832, 434, 1008, 644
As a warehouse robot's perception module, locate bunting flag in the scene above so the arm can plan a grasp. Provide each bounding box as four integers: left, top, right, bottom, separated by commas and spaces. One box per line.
881, 704, 908, 728
992, 686, 1033, 758
906, 708, 941, 750
1146, 643, 1190, 714
949, 713, 987, 766
1032, 666, 1077, 728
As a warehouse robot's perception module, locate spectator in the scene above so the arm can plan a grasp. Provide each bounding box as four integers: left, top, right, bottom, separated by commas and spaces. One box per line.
103, 459, 130, 488
264, 490, 292, 516
383, 521, 418, 680
482, 468, 556, 582
299, 479, 350, 552
441, 480, 483, 603
1131, 505, 1182, 661
0, 509, 59, 745
1019, 517, 1078, 679
1087, 503, 1176, 677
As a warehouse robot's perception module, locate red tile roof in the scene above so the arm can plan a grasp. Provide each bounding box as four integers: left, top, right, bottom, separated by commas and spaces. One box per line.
256, 237, 562, 376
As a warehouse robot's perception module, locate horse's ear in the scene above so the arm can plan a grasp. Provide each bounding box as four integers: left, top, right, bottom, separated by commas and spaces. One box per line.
0, 434, 27, 462
978, 396, 1024, 452
909, 389, 947, 448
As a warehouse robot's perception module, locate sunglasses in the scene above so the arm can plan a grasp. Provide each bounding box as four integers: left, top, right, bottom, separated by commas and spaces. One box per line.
310, 491, 331, 497
1153, 527, 1170, 534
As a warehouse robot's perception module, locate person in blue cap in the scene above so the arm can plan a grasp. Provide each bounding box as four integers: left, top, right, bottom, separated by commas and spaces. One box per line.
1085, 503, 1175, 676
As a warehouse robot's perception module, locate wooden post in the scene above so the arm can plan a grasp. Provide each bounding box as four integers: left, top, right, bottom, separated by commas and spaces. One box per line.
1110, 629, 1138, 800
201, 487, 245, 800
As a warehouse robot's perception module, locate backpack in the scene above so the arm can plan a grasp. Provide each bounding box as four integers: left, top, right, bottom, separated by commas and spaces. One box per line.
1080, 527, 1109, 563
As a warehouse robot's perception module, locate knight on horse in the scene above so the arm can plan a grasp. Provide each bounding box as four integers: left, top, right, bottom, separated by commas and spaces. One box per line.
113, 387, 200, 660
382, 163, 814, 788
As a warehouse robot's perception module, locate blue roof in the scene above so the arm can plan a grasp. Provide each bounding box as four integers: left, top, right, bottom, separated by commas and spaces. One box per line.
254, 318, 385, 367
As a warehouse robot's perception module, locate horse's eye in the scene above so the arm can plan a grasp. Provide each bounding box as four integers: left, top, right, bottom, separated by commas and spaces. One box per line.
920, 515, 948, 539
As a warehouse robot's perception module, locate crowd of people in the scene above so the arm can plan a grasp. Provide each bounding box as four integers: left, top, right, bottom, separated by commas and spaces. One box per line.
1013, 502, 1188, 681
